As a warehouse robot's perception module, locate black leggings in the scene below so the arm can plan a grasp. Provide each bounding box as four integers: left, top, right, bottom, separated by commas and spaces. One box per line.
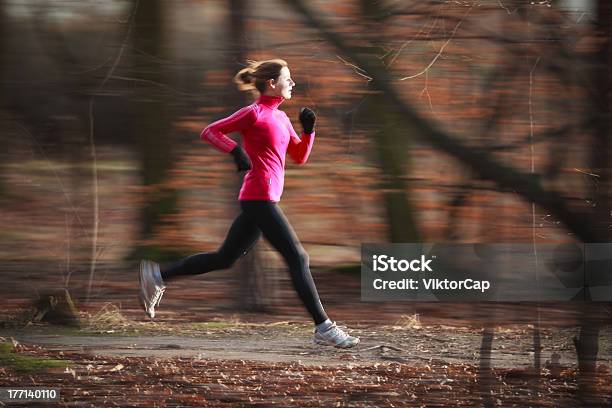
161, 201, 329, 325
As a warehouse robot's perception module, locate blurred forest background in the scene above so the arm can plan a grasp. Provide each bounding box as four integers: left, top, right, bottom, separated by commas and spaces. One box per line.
1, 1, 611, 404
0, 0, 610, 330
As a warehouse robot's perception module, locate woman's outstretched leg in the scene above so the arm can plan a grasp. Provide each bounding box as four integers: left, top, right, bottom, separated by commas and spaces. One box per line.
161, 211, 261, 280
241, 200, 327, 324
241, 201, 359, 348
139, 210, 260, 319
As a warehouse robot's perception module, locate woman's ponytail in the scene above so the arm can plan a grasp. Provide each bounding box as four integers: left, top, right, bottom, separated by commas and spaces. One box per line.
234, 66, 256, 91
234, 59, 287, 94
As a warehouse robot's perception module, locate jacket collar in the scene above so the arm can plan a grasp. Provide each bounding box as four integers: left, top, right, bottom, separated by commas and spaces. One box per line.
257, 94, 284, 110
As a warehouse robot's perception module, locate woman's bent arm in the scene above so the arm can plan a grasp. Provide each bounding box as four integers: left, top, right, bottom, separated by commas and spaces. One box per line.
285, 114, 315, 164
201, 105, 258, 153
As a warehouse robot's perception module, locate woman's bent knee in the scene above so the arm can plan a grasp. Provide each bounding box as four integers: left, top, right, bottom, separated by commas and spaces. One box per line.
215, 251, 241, 270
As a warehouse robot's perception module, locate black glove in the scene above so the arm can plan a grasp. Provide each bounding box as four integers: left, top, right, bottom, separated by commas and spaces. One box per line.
230, 146, 251, 172
299, 107, 316, 134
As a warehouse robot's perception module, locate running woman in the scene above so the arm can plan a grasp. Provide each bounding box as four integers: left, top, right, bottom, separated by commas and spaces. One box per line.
139, 59, 359, 348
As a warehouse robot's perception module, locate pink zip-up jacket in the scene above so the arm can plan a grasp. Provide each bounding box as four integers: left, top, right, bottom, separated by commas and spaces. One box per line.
201, 94, 315, 202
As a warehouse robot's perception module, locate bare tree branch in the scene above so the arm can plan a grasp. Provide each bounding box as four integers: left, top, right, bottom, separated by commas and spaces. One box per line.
283, 0, 604, 242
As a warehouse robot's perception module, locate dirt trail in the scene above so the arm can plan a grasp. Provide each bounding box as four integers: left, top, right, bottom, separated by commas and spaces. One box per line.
3, 324, 609, 369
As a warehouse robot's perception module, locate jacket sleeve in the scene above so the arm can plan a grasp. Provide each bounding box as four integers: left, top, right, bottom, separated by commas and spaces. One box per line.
200, 105, 258, 153
285, 114, 315, 165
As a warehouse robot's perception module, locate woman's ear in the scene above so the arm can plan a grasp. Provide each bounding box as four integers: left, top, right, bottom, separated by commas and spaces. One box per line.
268, 78, 275, 89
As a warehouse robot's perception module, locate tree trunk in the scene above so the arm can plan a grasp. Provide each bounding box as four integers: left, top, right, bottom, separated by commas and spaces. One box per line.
130, 0, 179, 261
575, 1, 611, 403
478, 326, 495, 408
358, 0, 420, 243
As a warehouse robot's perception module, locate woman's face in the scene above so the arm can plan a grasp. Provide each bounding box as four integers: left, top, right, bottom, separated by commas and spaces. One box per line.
269, 66, 295, 99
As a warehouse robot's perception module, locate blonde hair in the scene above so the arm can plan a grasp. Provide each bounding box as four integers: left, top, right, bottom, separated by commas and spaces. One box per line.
234, 59, 288, 94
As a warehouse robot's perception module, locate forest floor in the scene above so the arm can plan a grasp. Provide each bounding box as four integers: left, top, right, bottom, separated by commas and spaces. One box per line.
1, 262, 611, 406
1, 315, 611, 407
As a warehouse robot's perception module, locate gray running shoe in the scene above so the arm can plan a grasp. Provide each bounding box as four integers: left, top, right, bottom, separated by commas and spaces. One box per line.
314, 322, 360, 348
139, 259, 166, 319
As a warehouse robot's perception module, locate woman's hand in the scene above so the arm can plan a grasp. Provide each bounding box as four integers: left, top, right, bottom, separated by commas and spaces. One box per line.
299, 107, 316, 134
230, 146, 252, 172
